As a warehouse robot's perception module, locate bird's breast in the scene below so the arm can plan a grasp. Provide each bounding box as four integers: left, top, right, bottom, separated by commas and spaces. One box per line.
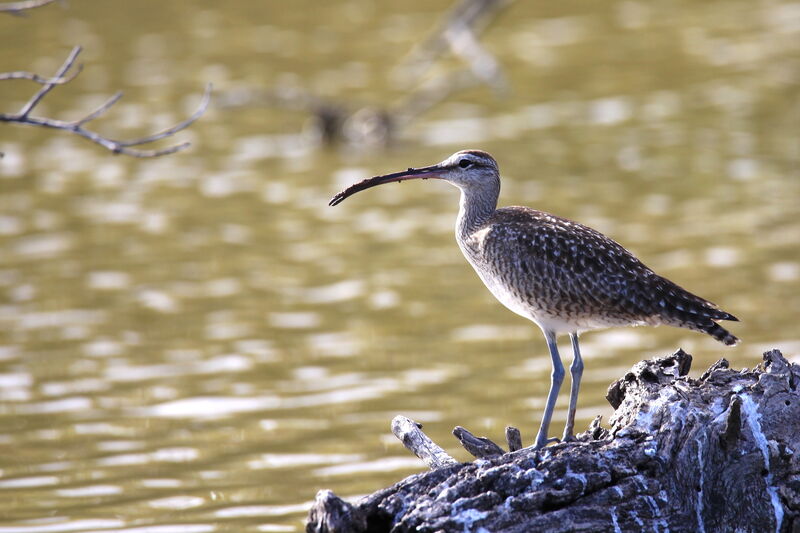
457, 230, 539, 320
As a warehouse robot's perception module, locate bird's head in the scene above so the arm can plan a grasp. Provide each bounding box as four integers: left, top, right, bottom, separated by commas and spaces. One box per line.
329, 150, 500, 206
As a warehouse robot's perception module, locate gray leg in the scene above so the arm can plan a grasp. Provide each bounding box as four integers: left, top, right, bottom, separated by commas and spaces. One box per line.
562, 332, 583, 441
534, 330, 564, 449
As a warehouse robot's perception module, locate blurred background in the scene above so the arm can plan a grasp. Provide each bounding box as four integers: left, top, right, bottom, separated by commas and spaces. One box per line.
0, 0, 798, 531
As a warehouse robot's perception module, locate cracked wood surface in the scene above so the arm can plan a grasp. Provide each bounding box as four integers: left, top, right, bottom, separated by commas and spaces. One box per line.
306, 349, 800, 532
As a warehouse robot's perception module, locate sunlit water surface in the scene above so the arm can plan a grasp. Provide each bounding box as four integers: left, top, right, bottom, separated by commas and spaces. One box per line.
1, 0, 799, 531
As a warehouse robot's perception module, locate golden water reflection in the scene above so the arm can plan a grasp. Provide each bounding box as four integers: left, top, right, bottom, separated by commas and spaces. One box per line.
1, 0, 799, 531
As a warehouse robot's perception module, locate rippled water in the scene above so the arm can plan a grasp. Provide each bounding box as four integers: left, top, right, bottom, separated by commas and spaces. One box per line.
1, 0, 799, 531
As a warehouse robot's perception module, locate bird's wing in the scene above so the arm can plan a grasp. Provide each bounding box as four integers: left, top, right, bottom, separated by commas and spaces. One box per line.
478, 208, 730, 323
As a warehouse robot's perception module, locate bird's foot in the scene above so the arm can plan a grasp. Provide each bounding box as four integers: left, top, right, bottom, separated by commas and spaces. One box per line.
561, 432, 576, 443
532, 436, 560, 449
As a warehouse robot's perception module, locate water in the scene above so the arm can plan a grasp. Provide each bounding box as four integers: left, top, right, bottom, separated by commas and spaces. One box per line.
1, 0, 799, 530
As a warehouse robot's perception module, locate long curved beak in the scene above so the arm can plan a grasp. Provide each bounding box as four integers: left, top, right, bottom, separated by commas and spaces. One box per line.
329, 164, 445, 206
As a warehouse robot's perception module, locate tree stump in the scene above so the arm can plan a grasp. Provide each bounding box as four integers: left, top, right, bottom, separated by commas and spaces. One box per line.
306, 349, 800, 532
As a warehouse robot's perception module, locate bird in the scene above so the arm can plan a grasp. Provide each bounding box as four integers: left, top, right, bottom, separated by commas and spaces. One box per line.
329, 149, 739, 449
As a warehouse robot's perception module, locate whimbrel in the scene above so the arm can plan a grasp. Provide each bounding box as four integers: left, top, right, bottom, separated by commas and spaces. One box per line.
329, 150, 739, 449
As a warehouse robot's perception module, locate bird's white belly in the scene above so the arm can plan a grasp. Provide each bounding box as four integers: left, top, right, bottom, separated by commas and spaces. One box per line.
478, 271, 638, 333
458, 229, 647, 335
458, 239, 555, 328
476, 271, 584, 332
472, 267, 533, 319
464, 251, 637, 335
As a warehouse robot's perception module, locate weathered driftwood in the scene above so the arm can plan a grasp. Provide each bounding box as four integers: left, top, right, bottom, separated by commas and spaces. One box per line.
307, 349, 800, 532
391, 415, 458, 469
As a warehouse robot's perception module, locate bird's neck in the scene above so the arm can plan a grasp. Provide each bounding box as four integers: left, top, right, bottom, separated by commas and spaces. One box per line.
456, 186, 498, 239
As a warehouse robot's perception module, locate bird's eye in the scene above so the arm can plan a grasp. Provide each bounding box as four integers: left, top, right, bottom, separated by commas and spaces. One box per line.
459, 159, 472, 168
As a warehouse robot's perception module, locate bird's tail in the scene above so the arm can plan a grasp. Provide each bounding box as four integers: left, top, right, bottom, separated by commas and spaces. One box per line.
652, 276, 739, 346
694, 320, 739, 346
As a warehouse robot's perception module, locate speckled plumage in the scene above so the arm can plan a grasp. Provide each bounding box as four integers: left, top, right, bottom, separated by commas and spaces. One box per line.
330, 149, 738, 448
459, 206, 738, 344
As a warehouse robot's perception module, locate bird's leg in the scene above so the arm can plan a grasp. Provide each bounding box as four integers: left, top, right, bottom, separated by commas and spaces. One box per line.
562, 332, 583, 441
533, 330, 564, 449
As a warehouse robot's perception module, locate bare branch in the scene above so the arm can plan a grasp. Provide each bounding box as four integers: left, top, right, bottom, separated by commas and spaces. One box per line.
70, 91, 123, 127
442, 22, 507, 93
114, 84, 212, 148
0, 65, 81, 84
0, 0, 61, 16
215, 0, 510, 148
388, 0, 512, 129
1, 47, 212, 158
394, 0, 511, 83
4, 115, 191, 158
18, 45, 81, 118
392, 69, 481, 124
218, 86, 350, 145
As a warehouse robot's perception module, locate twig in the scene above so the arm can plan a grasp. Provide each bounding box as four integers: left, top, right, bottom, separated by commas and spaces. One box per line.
72, 91, 123, 128
505, 426, 522, 452
0, 46, 211, 158
587, 415, 609, 440
394, 0, 511, 84
0, 65, 81, 84
442, 22, 507, 93
389, 0, 510, 123
16, 45, 81, 118
452, 426, 506, 458
218, 86, 348, 144
0, 0, 60, 15
113, 86, 211, 150
217, 0, 510, 147
391, 416, 459, 469
392, 69, 481, 124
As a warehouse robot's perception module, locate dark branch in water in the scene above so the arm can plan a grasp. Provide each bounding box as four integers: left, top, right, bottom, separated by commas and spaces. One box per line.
219, 0, 512, 148
393, 0, 511, 94
0, 46, 211, 158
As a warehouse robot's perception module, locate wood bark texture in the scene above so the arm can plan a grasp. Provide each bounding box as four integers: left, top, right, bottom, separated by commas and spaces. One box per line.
306, 349, 800, 532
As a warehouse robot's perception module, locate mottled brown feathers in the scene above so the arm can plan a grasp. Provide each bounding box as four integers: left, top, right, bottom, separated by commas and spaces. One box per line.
461, 206, 739, 344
